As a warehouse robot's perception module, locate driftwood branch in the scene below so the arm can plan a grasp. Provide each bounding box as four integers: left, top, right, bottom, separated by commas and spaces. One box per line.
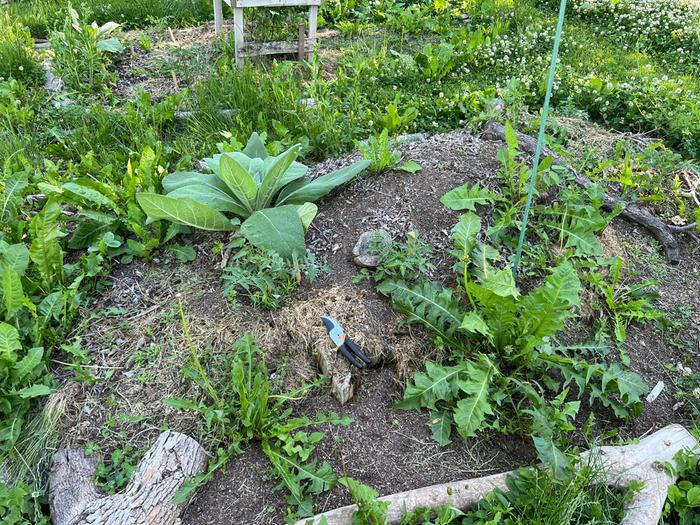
298, 424, 698, 525
481, 121, 683, 264
49, 431, 207, 525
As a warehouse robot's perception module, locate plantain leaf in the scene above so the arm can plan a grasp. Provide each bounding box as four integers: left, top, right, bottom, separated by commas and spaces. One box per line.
240, 206, 306, 259
136, 193, 237, 231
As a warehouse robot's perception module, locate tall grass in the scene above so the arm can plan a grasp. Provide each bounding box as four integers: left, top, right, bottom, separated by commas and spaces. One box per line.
0, 12, 43, 85
6, 0, 213, 38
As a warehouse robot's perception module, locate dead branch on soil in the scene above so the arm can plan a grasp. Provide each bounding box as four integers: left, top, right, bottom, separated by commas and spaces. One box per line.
49, 431, 206, 525
480, 121, 695, 264
298, 424, 699, 525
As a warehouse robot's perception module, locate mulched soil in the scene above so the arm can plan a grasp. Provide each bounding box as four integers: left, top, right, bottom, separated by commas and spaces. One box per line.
55, 127, 700, 525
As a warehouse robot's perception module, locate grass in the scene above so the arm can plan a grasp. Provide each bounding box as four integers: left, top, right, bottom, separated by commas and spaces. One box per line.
6, 0, 213, 38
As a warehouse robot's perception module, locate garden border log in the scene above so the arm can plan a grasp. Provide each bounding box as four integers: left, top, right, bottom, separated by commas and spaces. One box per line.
297, 424, 698, 525
49, 430, 207, 525
480, 120, 683, 264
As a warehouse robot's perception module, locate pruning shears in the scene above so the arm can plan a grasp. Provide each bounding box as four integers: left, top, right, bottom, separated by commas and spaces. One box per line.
320, 316, 372, 369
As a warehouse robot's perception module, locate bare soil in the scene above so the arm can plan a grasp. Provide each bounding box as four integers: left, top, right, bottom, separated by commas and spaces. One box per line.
55, 128, 700, 525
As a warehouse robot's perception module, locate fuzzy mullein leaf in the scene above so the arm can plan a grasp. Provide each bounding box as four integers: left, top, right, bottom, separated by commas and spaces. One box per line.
255, 145, 299, 210
240, 205, 306, 260
242, 132, 270, 159
218, 154, 258, 213
518, 263, 581, 351
441, 182, 498, 211
453, 359, 495, 439
377, 280, 463, 348
136, 194, 238, 231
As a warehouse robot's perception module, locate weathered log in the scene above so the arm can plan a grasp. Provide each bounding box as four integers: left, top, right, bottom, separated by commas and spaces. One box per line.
297, 424, 698, 525
481, 120, 682, 264
49, 431, 207, 525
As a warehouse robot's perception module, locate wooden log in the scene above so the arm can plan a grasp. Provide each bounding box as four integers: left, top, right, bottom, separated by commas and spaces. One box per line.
297, 424, 698, 525
49, 431, 207, 525
480, 120, 682, 264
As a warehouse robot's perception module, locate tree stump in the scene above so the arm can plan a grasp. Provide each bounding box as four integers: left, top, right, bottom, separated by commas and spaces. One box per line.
49, 431, 207, 525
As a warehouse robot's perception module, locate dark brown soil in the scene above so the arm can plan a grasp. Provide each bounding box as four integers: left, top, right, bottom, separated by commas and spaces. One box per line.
56, 128, 700, 525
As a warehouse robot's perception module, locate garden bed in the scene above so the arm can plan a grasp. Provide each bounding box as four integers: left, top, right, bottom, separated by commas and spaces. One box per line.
53, 128, 700, 524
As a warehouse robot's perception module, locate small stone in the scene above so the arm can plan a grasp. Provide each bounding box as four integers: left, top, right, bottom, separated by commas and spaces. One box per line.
352, 230, 392, 269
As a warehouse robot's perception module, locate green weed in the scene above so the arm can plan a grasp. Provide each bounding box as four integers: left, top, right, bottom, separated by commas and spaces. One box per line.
49, 6, 125, 94
223, 239, 329, 309
166, 309, 351, 518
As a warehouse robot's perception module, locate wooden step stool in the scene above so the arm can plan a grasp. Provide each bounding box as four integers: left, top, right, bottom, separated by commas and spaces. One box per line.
213, 0, 321, 67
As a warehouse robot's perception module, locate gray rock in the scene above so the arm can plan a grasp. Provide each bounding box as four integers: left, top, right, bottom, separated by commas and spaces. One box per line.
352, 230, 391, 269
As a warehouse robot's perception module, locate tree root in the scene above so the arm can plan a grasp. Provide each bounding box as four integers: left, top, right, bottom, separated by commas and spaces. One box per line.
298, 424, 698, 525
480, 121, 688, 264
49, 431, 207, 525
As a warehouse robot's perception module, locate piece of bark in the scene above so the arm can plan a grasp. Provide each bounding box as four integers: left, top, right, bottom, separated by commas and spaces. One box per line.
314, 345, 356, 405
49, 431, 207, 525
297, 424, 698, 525
480, 120, 682, 264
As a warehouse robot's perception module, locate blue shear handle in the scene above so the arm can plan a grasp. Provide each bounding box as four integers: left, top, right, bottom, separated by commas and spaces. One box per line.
338, 345, 364, 368
345, 337, 372, 365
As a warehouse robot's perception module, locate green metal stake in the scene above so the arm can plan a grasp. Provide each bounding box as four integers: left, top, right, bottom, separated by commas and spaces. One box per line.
512, 0, 568, 276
